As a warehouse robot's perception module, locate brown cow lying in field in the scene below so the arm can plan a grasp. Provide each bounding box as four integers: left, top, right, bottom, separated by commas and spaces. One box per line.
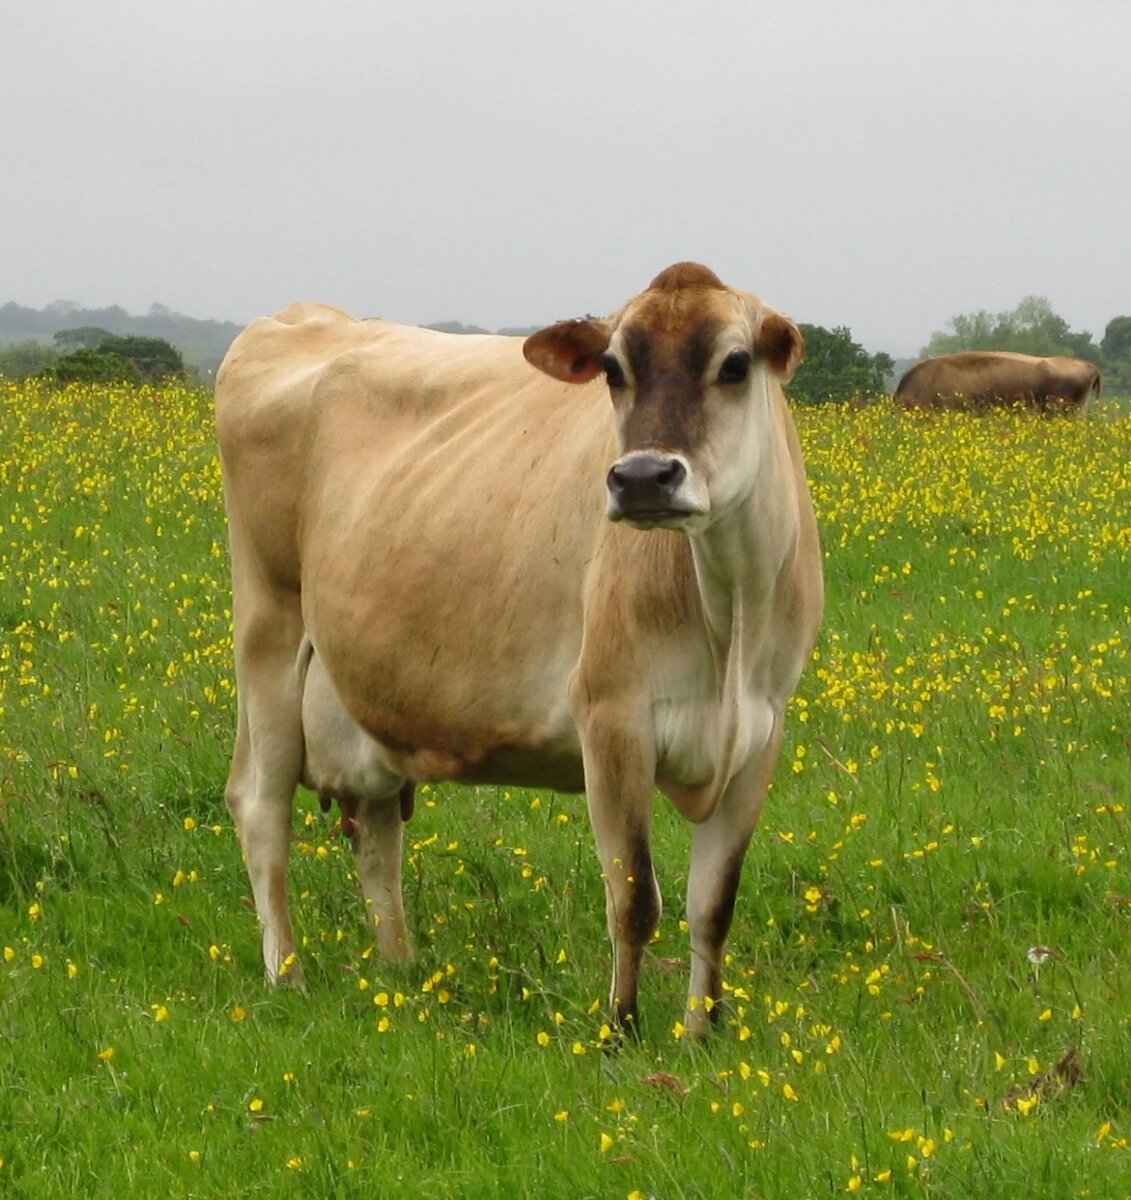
214, 262, 823, 1037
894, 351, 1100, 413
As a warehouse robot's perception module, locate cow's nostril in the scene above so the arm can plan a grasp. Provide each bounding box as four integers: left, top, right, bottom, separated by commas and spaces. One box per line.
655, 459, 685, 489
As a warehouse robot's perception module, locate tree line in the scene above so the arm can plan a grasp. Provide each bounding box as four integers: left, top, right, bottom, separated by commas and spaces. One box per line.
2, 295, 1128, 401
0, 300, 241, 380
0, 327, 188, 384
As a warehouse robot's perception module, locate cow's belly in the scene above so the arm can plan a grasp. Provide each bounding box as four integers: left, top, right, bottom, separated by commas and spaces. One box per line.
310, 634, 586, 792
375, 732, 586, 792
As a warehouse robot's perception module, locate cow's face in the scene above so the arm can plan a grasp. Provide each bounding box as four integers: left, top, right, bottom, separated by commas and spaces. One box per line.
524, 263, 802, 533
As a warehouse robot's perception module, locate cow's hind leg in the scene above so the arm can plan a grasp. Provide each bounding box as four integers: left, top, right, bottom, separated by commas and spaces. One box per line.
684, 724, 782, 1039
299, 643, 414, 961
224, 602, 307, 990
346, 782, 415, 961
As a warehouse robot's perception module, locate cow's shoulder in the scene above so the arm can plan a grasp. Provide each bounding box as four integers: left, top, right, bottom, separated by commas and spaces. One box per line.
220, 305, 388, 379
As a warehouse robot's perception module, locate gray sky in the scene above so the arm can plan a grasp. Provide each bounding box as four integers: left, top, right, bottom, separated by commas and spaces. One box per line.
3, 0, 1128, 356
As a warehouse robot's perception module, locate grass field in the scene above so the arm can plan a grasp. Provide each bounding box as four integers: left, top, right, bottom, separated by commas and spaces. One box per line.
1, 380, 1129, 1198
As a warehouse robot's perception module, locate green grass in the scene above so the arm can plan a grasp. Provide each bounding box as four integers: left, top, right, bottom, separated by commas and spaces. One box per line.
1, 381, 1129, 1197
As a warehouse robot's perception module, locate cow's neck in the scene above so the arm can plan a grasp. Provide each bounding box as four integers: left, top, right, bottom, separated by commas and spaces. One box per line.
691, 421, 798, 672
692, 518, 793, 662
687, 412, 800, 808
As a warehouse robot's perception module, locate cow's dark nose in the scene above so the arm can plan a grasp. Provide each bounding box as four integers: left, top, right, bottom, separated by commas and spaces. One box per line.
607, 454, 687, 515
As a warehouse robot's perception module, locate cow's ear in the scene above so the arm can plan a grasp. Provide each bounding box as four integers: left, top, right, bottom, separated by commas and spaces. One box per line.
757, 312, 804, 384
524, 319, 612, 384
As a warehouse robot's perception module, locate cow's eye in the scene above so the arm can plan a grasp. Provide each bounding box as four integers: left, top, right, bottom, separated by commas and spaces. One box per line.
718, 350, 751, 385
600, 354, 626, 389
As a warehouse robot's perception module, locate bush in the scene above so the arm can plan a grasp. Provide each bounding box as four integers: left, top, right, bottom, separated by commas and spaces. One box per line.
43, 331, 186, 383
790, 324, 893, 405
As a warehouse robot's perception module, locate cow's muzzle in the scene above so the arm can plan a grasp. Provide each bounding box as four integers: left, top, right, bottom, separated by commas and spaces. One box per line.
606, 452, 697, 527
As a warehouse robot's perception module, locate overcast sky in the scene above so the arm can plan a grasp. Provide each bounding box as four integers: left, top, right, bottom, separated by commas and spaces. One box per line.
3, 1, 1128, 356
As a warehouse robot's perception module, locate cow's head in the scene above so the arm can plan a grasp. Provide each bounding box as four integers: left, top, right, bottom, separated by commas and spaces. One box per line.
523, 262, 803, 532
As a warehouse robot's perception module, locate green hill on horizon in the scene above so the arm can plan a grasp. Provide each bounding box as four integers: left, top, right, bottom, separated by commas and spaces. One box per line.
0, 300, 243, 379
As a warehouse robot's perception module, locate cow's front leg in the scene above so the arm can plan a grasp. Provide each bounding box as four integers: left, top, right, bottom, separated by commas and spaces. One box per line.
684, 722, 782, 1038
578, 714, 661, 1034
348, 784, 415, 961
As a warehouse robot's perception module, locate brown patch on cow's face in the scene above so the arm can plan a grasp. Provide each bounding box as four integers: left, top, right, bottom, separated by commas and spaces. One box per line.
605, 266, 800, 454
599, 279, 738, 528
615, 315, 722, 457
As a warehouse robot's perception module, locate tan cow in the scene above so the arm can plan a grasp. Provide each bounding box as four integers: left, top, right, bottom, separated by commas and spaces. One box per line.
894, 351, 1100, 414
215, 262, 823, 1036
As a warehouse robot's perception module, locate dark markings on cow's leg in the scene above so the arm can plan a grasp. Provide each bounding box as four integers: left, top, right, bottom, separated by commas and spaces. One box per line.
611, 838, 661, 1036
694, 853, 744, 1025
